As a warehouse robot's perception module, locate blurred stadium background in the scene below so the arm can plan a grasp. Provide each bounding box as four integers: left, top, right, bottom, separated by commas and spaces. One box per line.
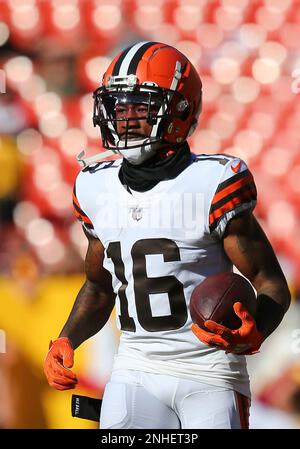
0, 0, 300, 429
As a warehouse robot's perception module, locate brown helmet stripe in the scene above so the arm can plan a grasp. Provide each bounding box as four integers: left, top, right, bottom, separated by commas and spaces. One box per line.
112, 46, 132, 76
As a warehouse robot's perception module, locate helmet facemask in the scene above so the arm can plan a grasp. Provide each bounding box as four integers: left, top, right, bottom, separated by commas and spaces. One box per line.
93, 79, 188, 165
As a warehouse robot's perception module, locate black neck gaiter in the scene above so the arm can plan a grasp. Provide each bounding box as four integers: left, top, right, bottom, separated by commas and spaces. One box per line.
119, 142, 192, 192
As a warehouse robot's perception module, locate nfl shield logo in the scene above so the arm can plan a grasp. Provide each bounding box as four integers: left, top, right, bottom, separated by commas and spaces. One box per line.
131, 207, 143, 221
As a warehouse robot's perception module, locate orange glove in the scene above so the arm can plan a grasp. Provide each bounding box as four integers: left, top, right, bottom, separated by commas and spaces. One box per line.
191, 302, 264, 355
44, 337, 78, 390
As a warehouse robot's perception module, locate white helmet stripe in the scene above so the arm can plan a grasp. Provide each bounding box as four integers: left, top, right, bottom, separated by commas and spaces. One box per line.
118, 41, 150, 76
170, 61, 182, 91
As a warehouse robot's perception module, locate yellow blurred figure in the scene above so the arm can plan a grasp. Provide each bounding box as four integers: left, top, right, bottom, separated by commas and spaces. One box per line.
0, 273, 99, 428
0, 136, 21, 199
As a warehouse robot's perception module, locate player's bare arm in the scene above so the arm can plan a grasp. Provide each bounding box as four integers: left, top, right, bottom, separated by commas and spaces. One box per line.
59, 228, 115, 349
222, 209, 291, 340
44, 228, 115, 390
192, 209, 291, 354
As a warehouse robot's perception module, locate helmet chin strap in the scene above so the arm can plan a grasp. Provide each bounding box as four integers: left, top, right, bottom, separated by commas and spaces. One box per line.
116, 137, 158, 165
76, 129, 164, 169
76, 140, 159, 169
76, 149, 117, 168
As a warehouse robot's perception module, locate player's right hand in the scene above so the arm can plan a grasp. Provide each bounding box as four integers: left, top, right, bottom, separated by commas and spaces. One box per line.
191, 302, 264, 355
44, 337, 78, 390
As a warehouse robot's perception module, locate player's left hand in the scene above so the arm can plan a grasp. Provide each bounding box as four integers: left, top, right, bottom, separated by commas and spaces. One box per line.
191, 302, 264, 355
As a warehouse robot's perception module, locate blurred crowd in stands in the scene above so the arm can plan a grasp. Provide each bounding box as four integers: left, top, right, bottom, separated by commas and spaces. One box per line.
0, 0, 300, 428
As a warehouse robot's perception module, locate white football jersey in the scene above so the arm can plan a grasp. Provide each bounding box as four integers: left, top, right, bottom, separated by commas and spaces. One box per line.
73, 153, 257, 397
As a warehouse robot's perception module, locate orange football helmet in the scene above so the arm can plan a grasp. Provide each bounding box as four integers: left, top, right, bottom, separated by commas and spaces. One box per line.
92, 41, 202, 164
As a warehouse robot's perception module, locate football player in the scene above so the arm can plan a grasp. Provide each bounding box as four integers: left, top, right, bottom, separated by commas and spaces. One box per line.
44, 42, 291, 429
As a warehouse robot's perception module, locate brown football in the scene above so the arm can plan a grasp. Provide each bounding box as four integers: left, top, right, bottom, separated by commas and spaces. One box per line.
190, 272, 257, 330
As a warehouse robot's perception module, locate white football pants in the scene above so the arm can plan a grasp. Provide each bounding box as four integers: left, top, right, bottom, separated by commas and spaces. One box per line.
100, 370, 250, 429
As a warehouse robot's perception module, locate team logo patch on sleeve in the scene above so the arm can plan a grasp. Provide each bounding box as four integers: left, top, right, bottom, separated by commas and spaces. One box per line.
231, 160, 242, 173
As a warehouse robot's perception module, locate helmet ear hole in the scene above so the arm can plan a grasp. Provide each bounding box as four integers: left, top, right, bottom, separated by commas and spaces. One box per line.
180, 105, 191, 121
175, 98, 190, 120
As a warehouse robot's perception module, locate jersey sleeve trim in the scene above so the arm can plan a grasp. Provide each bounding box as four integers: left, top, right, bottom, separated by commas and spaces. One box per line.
72, 184, 95, 231
211, 170, 255, 205
209, 168, 257, 234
